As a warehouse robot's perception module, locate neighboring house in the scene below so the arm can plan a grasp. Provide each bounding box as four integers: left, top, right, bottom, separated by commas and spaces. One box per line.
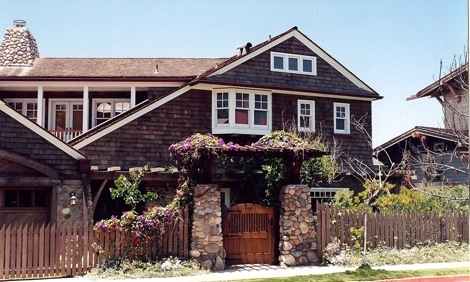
0, 99, 90, 226
376, 64, 468, 186
1, 21, 382, 220
375, 126, 468, 186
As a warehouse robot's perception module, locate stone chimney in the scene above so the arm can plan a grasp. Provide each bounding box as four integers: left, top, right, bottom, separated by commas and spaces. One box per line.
0, 20, 40, 67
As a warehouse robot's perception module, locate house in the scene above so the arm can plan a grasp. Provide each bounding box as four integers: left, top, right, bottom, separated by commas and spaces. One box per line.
376, 64, 468, 186
1, 21, 382, 220
375, 126, 468, 186
0, 20, 385, 267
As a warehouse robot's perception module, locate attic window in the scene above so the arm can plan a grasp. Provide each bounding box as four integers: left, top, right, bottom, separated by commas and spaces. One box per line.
270, 52, 317, 75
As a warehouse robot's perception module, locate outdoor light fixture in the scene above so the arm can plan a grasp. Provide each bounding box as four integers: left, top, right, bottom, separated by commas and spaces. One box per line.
70, 192, 78, 206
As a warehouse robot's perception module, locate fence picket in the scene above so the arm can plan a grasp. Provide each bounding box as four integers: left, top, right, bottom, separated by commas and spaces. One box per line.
315, 204, 469, 260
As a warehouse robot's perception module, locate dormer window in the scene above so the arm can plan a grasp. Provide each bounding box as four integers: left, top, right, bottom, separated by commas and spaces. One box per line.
271, 52, 317, 75
213, 89, 271, 135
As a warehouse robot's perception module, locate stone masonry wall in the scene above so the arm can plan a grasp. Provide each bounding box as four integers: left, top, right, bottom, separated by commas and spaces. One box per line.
190, 184, 226, 271
279, 185, 319, 266
57, 180, 93, 225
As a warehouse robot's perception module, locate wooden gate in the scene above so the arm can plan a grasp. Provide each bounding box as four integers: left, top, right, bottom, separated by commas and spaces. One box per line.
222, 203, 275, 265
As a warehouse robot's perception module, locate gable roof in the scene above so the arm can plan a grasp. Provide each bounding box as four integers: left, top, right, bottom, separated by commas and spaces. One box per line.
375, 126, 466, 152
191, 27, 381, 99
0, 58, 226, 80
0, 99, 86, 159
71, 27, 382, 149
407, 63, 468, 101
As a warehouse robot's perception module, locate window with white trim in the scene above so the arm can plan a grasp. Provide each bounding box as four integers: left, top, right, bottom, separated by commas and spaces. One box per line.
271, 52, 317, 75
334, 103, 350, 134
213, 89, 271, 135
6, 99, 39, 123
310, 187, 349, 211
93, 99, 131, 126
298, 100, 315, 132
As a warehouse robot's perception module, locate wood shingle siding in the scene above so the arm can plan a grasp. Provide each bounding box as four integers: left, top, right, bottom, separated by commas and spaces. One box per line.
78, 90, 213, 169
204, 37, 373, 97
0, 111, 81, 179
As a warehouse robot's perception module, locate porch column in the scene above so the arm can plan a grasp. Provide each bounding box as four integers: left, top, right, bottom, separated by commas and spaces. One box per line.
190, 184, 226, 271
130, 86, 136, 107
37, 85, 44, 127
279, 185, 318, 266
82, 86, 89, 132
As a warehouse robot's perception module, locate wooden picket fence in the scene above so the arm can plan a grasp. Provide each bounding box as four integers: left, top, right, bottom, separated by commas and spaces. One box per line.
316, 203, 469, 258
0, 207, 190, 280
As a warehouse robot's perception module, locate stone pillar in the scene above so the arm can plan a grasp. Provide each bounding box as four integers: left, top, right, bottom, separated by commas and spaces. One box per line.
190, 184, 226, 271
56, 180, 93, 225
279, 184, 318, 266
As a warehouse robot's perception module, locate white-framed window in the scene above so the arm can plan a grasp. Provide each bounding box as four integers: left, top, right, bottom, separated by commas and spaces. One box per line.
212, 89, 271, 135
298, 100, 315, 132
334, 102, 350, 134
5, 99, 41, 124
93, 99, 131, 126
271, 52, 317, 75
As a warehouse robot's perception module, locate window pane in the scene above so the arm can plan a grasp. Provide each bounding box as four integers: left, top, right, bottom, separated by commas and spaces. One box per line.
35, 190, 47, 207
255, 94, 268, 109
300, 116, 310, 128
235, 109, 249, 124
274, 56, 283, 69
4, 191, 17, 207
254, 111, 267, 125
288, 57, 298, 71
217, 109, 229, 124
19, 190, 32, 207
115, 102, 130, 114
336, 119, 345, 130
236, 93, 249, 108
336, 106, 345, 118
303, 59, 313, 73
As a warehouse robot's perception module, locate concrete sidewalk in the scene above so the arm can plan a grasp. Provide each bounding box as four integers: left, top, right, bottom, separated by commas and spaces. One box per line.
20, 262, 470, 282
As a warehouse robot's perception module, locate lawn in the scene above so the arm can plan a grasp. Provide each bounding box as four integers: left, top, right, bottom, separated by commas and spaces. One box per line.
224, 266, 469, 282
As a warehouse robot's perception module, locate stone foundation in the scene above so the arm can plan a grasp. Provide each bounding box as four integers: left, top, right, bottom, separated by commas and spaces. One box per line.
279, 185, 318, 266
190, 184, 226, 271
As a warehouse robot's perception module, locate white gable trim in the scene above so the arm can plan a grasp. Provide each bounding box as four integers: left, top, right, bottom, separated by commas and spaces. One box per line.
73, 85, 192, 150
193, 83, 377, 101
208, 29, 375, 94
0, 100, 86, 160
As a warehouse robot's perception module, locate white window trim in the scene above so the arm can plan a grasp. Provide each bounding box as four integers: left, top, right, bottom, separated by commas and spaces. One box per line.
5, 98, 45, 124
212, 88, 272, 135
333, 102, 350, 134
270, 52, 317, 75
92, 99, 131, 127
47, 98, 83, 130
433, 142, 445, 151
310, 187, 349, 199
298, 100, 315, 132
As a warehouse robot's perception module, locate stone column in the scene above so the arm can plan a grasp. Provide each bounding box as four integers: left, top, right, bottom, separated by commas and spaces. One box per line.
190, 184, 226, 271
279, 184, 318, 266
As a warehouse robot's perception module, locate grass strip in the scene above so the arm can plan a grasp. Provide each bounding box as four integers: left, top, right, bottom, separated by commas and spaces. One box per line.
224, 266, 469, 282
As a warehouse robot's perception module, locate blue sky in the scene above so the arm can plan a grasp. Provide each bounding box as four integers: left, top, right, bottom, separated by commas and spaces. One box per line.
0, 0, 467, 145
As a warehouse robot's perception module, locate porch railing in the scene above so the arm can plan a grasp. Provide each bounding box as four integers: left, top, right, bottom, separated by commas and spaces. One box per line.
49, 130, 82, 142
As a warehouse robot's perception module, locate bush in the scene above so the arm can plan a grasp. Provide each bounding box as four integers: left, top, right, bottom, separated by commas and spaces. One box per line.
85, 257, 207, 279
323, 240, 469, 267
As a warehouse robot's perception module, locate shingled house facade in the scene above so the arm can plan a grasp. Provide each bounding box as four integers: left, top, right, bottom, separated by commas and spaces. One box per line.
1, 21, 382, 223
